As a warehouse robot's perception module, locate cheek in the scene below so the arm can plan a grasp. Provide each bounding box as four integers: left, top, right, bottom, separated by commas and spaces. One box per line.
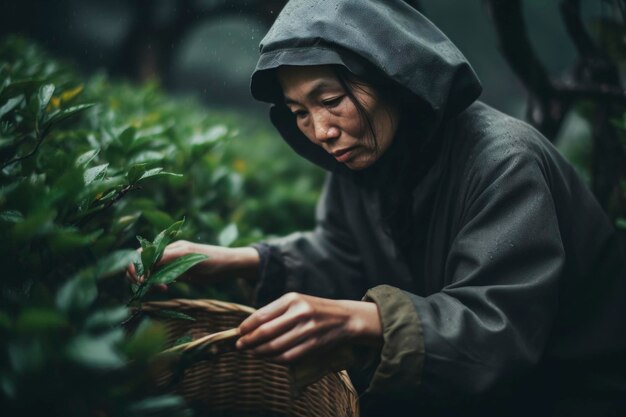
339, 106, 367, 138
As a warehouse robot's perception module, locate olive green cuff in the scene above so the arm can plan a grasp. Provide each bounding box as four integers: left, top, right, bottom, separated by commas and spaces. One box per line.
363, 285, 425, 397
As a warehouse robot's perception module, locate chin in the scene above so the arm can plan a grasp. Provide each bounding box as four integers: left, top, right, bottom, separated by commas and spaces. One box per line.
345, 157, 375, 171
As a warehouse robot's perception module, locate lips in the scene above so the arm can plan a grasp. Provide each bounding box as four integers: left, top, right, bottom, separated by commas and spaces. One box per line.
331, 147, 355, 162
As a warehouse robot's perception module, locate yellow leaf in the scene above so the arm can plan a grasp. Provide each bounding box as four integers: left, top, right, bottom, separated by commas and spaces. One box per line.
233, 159, 247, 173
60, 85, 84, 103
47, 96, 61, 111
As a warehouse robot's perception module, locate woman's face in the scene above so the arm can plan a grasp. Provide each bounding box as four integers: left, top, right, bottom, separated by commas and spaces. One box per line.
277, 65, 399, 170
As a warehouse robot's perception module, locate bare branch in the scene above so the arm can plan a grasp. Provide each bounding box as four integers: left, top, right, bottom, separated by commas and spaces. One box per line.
484, 0, 553, 97
484, 0, 568, 138
560, 0, 620, 84
554, 82, 626, 104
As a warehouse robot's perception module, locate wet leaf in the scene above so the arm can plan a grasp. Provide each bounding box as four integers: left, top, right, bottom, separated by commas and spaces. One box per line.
75, 149, 99, 167
47, 103, 95, 125
152, 219, 184, 264
38, 83, 54, 112
147, 253, 208, 286
127, 163, 148, 184
0, 95, 23, 119
83, 163, 108, 185
136, 167, 182, 182
141, 245, 157, 272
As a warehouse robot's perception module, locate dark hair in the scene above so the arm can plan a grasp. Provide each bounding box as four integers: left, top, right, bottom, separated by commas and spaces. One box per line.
331, 65, 438, 257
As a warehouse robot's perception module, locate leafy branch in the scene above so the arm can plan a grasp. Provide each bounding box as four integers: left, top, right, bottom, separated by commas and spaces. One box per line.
125, 219, 208, 308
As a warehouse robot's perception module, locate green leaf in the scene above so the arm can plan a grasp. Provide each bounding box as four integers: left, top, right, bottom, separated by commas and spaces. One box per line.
147, 253, 208, 286
617, 218, 626, 231
66, 329, 125, 369
49, 228, 103, 253
136, 235, 152, 250
56, 274, 98, 312
173, 334, 193, 346
141, 245, 157, 273
143, 209, 175, 230
123, 319, 167, 359
0, 95, 23, 119
136, 167, 182, 183
119, 126, 137, 148
38, 83, 54, 112
127, 395, 186, 414
85, 306, 129, 330
75, 149, 99, 167
0, 210, 23, 223
190, 125, 228, 146
16, 308, 69, 333
153, 310, 196, 322
1, 79, 42, 100
133, 260, 145, 279
218, 223, 238, 247
128, 151, 165, 165
83, 163, 108, 185
152, 219, 184, 264
127, 163, 148, 184
94, 249, 140, 280
47, 103, 95, 125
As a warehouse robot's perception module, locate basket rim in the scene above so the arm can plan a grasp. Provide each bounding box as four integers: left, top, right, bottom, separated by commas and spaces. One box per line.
142, 297, 361, 414
141, 298, 257, 315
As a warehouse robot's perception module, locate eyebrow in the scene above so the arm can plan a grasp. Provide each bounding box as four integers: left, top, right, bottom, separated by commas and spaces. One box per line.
283, 80, 341, 105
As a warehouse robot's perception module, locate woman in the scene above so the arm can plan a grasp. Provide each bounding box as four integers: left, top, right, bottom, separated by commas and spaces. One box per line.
130, 0, 626, 415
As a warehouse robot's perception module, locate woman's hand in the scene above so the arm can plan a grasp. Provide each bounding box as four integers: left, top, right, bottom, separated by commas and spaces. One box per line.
236, 292, 382, 363
125, 240, 260, 288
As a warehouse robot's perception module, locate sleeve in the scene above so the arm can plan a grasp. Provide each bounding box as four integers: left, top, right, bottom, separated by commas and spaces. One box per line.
252, 174, 365, 306
363, 151, 565, 404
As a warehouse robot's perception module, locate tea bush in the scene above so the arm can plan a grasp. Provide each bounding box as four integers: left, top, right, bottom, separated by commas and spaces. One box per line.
0, 36, 323, 416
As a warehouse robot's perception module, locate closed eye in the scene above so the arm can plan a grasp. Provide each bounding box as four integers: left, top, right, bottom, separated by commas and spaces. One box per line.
322, 96, 344, 108
292, 109, 308, 119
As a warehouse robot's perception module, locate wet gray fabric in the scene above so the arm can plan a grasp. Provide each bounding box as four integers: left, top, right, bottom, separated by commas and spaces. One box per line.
249, 0, 626, 415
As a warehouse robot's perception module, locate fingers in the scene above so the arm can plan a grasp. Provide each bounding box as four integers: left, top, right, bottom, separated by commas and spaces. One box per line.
125, 247, 143, 283
238, 294, 294, 337
249, 319, 320, 359
236, 293, 348, 363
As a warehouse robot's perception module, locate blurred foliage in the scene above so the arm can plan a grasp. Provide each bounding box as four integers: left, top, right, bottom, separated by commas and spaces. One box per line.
567, 3, 626, 231
0, 36, 323, 416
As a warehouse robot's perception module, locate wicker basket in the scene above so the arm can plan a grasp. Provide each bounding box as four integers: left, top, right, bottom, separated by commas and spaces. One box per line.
141, 299, 360, 417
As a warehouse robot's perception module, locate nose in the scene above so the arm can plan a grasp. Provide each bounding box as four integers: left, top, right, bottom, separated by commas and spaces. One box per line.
312, 111, 340, 144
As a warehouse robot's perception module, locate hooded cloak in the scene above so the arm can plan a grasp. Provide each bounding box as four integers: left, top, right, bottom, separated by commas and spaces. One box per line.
249, 1, 626, 415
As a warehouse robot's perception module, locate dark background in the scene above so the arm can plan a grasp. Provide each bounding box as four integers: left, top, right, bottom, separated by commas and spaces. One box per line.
3, 0, 602, 115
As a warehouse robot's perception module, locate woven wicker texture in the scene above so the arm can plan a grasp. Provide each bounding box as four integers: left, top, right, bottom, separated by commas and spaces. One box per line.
142, 299, 360, 417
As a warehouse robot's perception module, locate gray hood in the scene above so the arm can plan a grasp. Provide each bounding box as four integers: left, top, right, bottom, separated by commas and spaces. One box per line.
250, 0, 482, 172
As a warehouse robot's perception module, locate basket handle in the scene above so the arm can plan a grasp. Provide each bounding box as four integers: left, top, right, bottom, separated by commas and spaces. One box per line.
161, 328, 240, 354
